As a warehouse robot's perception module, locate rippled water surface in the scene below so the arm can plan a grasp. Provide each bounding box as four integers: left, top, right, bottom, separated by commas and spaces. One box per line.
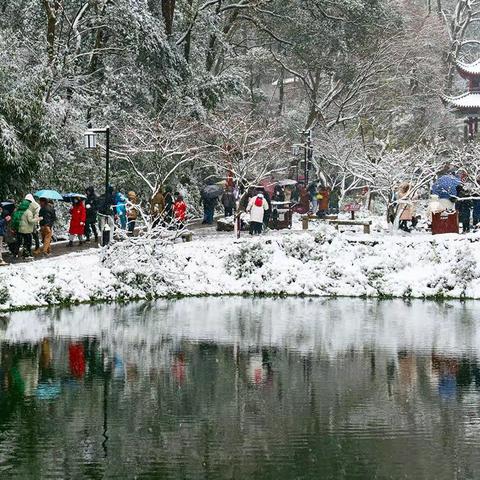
2, 298, 480, 479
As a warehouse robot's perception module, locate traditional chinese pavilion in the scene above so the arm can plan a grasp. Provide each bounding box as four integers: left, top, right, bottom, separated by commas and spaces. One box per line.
443, 59, 480, 139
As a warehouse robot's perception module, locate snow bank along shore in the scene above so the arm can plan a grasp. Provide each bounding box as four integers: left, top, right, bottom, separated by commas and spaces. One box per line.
1, 226, 479, 312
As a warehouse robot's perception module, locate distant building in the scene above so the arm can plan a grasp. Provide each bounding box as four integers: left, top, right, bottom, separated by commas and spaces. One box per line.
443, 59, 480, 140
263, 75, 304, 115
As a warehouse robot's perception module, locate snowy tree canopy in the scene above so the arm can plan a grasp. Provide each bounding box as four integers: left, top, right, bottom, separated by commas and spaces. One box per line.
0, 0, 478, 203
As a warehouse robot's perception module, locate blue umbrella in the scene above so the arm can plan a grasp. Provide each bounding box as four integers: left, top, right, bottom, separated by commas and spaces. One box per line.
431, 175, 461, 200
34, 189, 64, 200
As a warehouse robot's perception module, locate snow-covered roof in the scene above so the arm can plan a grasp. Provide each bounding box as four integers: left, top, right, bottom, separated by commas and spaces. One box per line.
456, 59, 480, 78
442, 92, 480, 111
271, 77, 298, 87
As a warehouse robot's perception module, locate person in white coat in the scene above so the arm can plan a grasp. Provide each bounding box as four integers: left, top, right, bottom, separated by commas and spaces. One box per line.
247, 193, 269, 235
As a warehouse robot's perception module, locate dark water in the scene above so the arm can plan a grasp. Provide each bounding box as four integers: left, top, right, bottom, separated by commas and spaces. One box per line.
1, 298, 480, 479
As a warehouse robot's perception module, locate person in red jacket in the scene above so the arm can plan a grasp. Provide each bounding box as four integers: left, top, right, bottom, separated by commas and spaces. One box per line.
174, 192, 187, 229
68, 197, 87, 246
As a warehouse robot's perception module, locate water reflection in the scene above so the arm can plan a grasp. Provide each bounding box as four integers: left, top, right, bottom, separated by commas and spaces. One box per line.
1, 298, 480, 479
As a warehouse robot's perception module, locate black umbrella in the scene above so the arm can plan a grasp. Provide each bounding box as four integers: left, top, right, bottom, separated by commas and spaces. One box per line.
202, 185, 223, 199
62, 193, 87, 202
0, 201, 15, 215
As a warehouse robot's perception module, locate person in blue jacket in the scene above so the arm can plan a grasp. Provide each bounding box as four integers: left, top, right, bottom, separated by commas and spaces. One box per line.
114, 192, 127, 230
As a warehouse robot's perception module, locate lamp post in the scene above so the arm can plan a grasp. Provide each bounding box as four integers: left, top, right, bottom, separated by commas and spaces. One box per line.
292, 129, 313, 185
302, 129, 313, 186
84, 126, 111, 245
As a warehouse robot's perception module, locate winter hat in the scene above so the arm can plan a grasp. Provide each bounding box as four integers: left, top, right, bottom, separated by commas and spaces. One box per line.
25, 194, 34, 202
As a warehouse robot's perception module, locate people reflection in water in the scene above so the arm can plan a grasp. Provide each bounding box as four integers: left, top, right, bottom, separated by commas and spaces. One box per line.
69, 343, 86, 379
431, 354, 458, 400
430, 354, 480, 399
171, 352, 187, 385
248, 348, 274, 387
39, 339, 54, 381
398, 350, 417, 393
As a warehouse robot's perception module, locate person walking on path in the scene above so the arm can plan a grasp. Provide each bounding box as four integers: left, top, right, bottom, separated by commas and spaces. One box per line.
38, 198, 56, 256
473, 180, 480, 227
126, 191, 139, 234
98, 185, 115, 234
114, 192, 127, 230
263, 190, 272, 229
12, 194, 40, 259
247, 192, 269, 235
397, 183, 417, 232
85, 187, 99, 243
3, 201, 17, 256
164, 187, 174, 225
273, 185, 285, 202
151, 189, 165, 227
456, 185, 472, 233
68, 197, 86, 246
0, 205, 9, 265
307, 182, 318, 214
174, 192, 187, 229
221, 187, 236, 217
200, 191, 217, 225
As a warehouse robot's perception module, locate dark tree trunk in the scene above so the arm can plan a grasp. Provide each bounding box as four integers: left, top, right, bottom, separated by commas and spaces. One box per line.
42, 0, 63, 64
162, 0, 176, 36
183, 0, 194, 61
278, 67, 285, 116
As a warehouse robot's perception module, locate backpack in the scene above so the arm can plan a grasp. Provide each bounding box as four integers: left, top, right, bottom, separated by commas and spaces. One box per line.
11, 200, 30, 232
255, 196, 263, 207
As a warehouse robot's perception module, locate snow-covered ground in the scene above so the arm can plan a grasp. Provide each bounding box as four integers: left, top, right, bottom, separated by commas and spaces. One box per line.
1, 224, 480, 311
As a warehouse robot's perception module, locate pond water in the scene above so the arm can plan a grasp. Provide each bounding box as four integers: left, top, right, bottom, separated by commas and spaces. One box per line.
1, 298, 480, 479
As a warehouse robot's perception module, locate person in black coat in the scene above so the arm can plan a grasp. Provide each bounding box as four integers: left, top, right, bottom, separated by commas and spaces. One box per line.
164, 186, 174, 224
221, 187, 236, 217
263, 191, 272, 228
456, 185, 472, 233
38, 198, 56, 255
85, 186, 99, 242
273, 185, 285, 202
97, 185, 115, 234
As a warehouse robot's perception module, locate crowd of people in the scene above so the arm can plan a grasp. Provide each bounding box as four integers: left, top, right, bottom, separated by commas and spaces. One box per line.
5, 169, 477, 266
200, 181, 338, 235
0, 188, 134, 263
393, 170, 480, 234
0, 177, 342, 265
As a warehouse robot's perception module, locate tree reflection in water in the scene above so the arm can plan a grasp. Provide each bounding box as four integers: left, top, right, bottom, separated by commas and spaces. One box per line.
0, 298, 480, 479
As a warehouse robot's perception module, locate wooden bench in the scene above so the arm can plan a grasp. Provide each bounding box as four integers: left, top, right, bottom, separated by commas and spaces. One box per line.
327, 219, 372, 234
302, 214, 338, 230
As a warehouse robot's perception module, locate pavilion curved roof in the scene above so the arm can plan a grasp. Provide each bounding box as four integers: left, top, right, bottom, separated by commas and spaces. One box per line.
442, 92, 480, 111
456, 59, 480, 78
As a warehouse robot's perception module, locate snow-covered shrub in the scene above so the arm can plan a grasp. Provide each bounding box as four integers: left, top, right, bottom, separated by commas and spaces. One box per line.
282, 235, 322, 263
100, 238, 183, 295
313, 223, 338, 245
35, 274, 66, 304
225, 241, 272, 279
453, 246, 477, 295
0, 283, 9, 306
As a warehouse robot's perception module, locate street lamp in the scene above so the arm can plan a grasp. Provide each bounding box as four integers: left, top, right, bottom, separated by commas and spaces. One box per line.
292, 131, 313, 185
84, 131, 97, 148
84, 126, 111, 245
302, 129, 313, 186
